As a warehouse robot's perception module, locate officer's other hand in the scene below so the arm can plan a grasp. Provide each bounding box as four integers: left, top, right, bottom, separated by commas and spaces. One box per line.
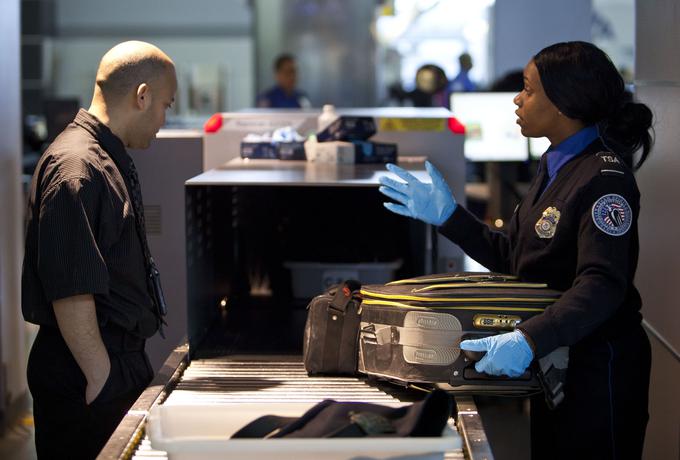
459, 330, 533, 378
379, 161, 457, 226
85, 358, 111, 404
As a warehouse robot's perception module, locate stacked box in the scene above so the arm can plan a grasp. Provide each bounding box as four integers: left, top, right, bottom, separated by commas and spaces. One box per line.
316, 116, 377, 142
240, 142, 278, 159
278, 142, 307, 161
352, 140, 398, 164
314, 116, 398, 163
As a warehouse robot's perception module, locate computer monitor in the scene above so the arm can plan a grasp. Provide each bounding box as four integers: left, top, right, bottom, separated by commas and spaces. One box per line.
529, 136, 551, 159
450, 92, 528, 162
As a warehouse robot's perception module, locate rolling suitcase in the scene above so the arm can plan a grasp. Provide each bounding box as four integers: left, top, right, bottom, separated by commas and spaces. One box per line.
357, 272, 568, 404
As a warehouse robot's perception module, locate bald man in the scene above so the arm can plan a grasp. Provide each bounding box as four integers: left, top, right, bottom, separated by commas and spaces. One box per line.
22, 41, 177, 459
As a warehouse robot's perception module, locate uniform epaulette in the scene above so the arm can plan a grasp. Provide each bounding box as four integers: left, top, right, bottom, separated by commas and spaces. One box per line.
595, 151, 626, 177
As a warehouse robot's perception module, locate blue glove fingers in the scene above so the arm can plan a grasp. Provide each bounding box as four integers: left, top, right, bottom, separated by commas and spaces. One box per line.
383, 202, 413, 218
459, 337, 491, 352
379, 175, 409, 194
505, 368, 524, 378
424, 161, 446, 187
379, 185, 409, 205
425, 160, 457, 213
472, 331, 533, 377
386, 163, 419, 185
474, 353, 495, 375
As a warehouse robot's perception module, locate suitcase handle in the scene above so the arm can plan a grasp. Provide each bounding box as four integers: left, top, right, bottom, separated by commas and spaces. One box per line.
329, 280, 362, 314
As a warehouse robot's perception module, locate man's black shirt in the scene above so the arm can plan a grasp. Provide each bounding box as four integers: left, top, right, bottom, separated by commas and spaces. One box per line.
22, 109, 158, 338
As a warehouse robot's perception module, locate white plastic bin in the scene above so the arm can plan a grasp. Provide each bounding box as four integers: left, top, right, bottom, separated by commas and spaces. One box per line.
284, 260, 403, 298
147, 402, 460, 460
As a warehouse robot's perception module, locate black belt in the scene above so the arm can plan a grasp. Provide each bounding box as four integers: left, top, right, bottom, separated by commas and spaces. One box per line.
99, 323, 146, 353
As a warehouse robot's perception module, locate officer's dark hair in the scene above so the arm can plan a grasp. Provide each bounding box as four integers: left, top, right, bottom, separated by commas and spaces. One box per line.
533, 41, 654, 170
274, 53, 295, 72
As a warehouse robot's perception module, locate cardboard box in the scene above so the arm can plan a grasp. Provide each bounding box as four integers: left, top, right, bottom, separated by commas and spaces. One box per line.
306, 140, 356, 163
278, 141, 306, 161
240, 142, 278, 159
353, 141, 398, 164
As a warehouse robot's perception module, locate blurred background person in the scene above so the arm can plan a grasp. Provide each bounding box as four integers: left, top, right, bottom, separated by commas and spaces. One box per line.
256, 53, 310, 108
448, 52, 477, 93
388, 64, 449, 108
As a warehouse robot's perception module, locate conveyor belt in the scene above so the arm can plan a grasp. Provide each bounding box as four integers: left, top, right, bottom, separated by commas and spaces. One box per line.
130, 357, 464, 459
98, 346, 492, 460
165, 359, 403, 404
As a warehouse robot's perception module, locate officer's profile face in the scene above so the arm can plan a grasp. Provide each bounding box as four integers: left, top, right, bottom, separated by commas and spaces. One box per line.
513, 60, 561, 139
276, 59, 297, 93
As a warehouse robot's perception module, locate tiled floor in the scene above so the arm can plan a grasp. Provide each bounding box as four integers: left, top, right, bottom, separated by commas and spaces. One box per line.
1, 323, 38, 460
0, 409, 36, 460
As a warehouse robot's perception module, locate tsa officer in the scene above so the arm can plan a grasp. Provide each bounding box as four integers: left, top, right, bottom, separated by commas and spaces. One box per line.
379, 41, 653, 460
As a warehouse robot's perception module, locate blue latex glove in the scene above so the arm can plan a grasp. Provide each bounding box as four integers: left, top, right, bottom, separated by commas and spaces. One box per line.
378, 161, 457, 226
459, 330, 534, 378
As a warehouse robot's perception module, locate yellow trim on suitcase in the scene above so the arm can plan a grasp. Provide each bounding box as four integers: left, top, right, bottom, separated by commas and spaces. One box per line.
387, 274, 519, 286
411, 282, 548, 292
360, 289, 557, 304
361, 299, 546, 312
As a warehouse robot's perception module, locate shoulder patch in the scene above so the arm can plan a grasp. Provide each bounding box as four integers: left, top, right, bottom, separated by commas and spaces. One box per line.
595, 151, 626, 177
596, 151, 620, 163
591, 194, 632, 236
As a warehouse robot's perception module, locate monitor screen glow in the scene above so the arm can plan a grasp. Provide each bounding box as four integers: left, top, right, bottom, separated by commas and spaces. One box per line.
529, 136, 551, 159
450, 92, 528, 162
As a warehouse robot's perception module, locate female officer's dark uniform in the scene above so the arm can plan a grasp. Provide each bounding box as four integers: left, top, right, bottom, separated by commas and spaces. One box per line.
439, 132, 651, 459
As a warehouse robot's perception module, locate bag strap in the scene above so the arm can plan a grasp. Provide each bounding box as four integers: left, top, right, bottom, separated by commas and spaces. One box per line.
320, 280, 362, 371
329, 279, 362, 314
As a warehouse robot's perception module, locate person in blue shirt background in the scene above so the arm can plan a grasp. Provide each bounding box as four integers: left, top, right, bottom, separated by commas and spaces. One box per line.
380, 41, 653, 459
257, 53, 310, 109
448, 52, 477, 93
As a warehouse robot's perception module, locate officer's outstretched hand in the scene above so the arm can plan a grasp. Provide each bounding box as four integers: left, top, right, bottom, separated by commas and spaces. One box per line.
379, 161, 457, 226
459, 331, 533, 378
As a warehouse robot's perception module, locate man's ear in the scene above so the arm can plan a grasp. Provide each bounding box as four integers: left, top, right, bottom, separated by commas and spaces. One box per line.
136, 83, 151, 110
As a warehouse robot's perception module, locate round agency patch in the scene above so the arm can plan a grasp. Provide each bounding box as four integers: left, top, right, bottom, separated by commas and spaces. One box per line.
591, 194, 632, 236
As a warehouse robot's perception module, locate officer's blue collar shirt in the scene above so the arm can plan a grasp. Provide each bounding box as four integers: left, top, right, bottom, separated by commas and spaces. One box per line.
544, 125, 599, 189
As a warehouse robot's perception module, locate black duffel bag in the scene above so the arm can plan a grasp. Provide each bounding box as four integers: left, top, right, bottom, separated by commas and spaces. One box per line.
303, 280, 362, 375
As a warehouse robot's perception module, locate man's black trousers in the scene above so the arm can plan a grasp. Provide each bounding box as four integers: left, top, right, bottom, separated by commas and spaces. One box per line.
27, 325, 154, 460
